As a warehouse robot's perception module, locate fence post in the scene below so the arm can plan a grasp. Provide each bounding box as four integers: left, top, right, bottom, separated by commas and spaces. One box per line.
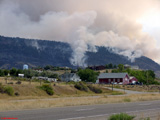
5, 77, 8, 84
40, 80, 42, 85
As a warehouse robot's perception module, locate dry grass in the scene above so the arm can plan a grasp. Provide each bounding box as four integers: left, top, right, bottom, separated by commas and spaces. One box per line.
0, 77, 123, 98
105, 84, 160, 92
0, 93, 160, 111
0, 77, 160, 112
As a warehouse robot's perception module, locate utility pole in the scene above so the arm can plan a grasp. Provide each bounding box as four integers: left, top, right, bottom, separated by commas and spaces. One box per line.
147, 70, 149, 92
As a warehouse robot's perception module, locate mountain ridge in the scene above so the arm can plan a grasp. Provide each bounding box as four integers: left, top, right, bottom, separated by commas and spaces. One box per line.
0, 35, 160, 71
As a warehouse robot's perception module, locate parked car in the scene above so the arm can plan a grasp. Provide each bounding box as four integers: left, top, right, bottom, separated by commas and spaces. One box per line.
118, 82, 123, 85
113, 82, 118, 85
135, 82, 143, 85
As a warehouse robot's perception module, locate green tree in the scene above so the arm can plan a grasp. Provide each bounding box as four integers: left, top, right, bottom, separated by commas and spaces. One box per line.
10, 68, 17, 76
118, 64, 124, 72
108, 63, 113, 69
3, 70, 9, 76
23, 69, 34, 78
111, 69, 119, 73
0, 69, 4, 76
106, 64, 109, 69
78, 69, 98, 83
113, 65, 117, 69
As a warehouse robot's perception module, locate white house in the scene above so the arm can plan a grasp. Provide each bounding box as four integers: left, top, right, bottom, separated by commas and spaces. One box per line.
18, 74, 24, 78
60, 73, 81, 82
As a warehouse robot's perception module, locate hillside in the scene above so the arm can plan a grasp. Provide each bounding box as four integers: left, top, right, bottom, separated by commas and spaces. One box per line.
0, 36, 160, 71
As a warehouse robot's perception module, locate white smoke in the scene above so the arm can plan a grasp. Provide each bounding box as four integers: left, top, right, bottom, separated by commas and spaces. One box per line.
0, 0, 160, 66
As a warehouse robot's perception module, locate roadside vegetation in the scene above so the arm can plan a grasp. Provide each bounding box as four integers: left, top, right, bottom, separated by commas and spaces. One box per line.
0, 83, 14, 96
108, 113, 135, 120
107, 113, 151, 120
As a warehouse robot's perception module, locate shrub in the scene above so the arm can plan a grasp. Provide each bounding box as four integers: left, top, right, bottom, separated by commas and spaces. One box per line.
8, 82, 14, 85
43, 80, 51, 83
0, 83, 4, 93
16, 81, 21, 84
123, 98, 131, 102
108, 113, 135, 120
15, 92, 20, 96
39, 84, 54, 95
67, 81, 76, 85
4, 86, 14, 96
74, 82, 88, 92
87, 85, 102, 93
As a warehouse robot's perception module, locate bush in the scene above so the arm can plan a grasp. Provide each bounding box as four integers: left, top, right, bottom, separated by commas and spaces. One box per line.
0, 83, 4, 93
15, 92, 20, 96
123, 98, 131, 102
39, 84, 54, 95
67, 81, 76, 85
87, 85, 102, 93
108, 113, 135, 120
16, 81, 21, 84
8, 82, 14, 85
74, 82, 88, 92
4, 86, 14, 96
43, 80, 51, 83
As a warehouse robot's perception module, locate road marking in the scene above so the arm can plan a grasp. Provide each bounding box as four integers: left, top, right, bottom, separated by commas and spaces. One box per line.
139, 103, 152, 106
58, 108, 160, 120
76, 108, 95, 112
58, 114, 109, 120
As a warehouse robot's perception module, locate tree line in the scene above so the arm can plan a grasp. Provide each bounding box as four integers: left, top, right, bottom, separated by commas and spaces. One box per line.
0, 68, 58, 78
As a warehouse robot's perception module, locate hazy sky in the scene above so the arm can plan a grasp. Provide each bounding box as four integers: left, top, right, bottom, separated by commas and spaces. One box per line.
0, 0, 160, 66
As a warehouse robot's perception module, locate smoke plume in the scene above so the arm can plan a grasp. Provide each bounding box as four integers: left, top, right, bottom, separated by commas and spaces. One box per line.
0, 0, 160, 66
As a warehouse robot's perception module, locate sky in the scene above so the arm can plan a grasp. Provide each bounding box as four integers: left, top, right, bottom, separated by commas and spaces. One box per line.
0, 0, 160, 66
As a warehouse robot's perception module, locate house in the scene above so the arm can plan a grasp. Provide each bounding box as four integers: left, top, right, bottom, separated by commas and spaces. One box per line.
98, 73, 130, 84
32, 76, 57, 82
129, 77, 138, 84
48, 78, 57, 82
124, 64, 131, 69
88, 65, 106, 71
60, 73, 81, 82
131, 66, 139, 70
18, 74, 24, 78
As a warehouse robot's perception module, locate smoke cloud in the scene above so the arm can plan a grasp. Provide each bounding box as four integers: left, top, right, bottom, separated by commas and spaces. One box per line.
0, 0, 160, 66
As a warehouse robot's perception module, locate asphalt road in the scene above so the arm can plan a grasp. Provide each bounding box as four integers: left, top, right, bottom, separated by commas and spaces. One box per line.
1, 100, 160, 120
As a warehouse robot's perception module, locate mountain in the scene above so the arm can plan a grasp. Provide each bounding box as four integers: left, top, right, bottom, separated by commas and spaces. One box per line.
0, 36, 160, 72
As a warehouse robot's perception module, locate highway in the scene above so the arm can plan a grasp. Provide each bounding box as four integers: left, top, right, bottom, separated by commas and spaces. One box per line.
1, 100, 160, 120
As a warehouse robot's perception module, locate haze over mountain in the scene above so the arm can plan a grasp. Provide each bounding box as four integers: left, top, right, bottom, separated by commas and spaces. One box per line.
0, 36, 160, 72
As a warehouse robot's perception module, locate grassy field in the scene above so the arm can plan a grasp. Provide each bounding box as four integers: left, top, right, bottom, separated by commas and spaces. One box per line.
0, 77, 160, 111
0, 93, 160, 111
0, 77, 123, 99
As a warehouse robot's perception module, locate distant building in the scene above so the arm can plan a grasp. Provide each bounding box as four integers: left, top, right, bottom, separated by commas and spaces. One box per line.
98, 73, 138, 85
129, 76, 138, 84
60, 73, 81, 82
98, 73, 130, 84
18, 74, 24, 78
32, 76, 57, 82
23, 64, 29, 70
124, 64, 131, 69
88, 65, 106, 71
131, 66, 139, 70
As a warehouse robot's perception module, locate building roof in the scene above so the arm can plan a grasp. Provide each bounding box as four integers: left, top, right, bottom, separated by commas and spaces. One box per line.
98, 73, 128, 79
60, 73, 77, 78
